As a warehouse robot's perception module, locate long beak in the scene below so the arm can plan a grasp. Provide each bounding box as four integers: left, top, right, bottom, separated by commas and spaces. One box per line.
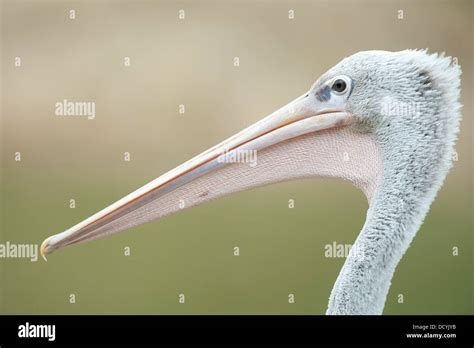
41, 91, 352, 259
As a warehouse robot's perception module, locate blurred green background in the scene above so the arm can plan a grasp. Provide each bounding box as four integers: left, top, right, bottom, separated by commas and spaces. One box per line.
1, 0, 472, 314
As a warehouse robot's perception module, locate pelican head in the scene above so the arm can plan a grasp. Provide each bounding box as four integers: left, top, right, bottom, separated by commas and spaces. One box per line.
41, 50, 462, 314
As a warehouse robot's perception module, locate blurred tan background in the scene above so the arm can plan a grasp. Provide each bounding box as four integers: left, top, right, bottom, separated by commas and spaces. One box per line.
1, 0, 472, 314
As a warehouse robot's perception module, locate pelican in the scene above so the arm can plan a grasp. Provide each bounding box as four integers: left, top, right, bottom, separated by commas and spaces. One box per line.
41, 50, 462, 315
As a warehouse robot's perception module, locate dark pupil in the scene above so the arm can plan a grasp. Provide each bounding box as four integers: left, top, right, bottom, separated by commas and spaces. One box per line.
333, 79, 346, 93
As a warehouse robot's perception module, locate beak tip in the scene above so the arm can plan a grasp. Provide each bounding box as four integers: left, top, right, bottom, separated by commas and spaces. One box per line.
40, 237, 54, 261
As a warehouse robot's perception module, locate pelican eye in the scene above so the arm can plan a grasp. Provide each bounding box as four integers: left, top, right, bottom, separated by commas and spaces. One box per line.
332, 79, 347, 93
